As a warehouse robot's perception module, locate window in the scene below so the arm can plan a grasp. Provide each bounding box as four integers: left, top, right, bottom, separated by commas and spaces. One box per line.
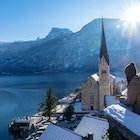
102, 70, 106, 74
90, 94, 94, 110
90, 94, 94, 104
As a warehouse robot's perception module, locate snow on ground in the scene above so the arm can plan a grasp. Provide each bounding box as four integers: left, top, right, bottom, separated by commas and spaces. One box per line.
56, 104, 69, 113
56, 102, 83, 113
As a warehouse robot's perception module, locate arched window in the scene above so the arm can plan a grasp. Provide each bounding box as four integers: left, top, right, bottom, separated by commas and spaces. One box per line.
90, 94, 94, 104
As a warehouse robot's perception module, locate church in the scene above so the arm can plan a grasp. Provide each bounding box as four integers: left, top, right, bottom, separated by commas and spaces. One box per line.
81, 19, 117, 111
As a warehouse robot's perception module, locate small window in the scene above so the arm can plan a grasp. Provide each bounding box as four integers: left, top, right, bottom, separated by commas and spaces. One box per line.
90, 94, 94, 104
102, 70, 106, 74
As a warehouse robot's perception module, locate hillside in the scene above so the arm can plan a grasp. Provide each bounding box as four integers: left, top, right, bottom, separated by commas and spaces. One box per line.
0, 18, 140, 76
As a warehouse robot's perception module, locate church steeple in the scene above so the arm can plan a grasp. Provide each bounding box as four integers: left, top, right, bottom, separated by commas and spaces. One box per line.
99, 19, 110, 111
100, 19, 109, 65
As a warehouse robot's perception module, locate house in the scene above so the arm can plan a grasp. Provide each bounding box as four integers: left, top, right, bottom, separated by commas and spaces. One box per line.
74, 115, 109, 140
38, 115, 109, 140
38, 123, 82, 140
8, 119, 33, 138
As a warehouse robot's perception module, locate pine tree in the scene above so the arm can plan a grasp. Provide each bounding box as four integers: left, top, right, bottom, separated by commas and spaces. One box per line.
39, 88, 57, 120
64, 104, 74, 121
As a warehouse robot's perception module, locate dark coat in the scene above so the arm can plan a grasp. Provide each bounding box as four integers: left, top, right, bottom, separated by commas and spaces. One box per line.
125, 75, 140, 115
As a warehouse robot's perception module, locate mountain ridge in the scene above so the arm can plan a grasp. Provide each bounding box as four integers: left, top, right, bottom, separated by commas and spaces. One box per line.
0, 18, 140, 77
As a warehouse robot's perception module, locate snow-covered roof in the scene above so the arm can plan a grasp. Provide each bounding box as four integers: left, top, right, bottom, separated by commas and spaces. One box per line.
104, 104, 140, 137
38, 123, 49, 130
110, 73, 116, 79
90, 73, 116, 84
39, 123, 82, 140
74, 115, 109, 140
74, 102, 82, 113
58, 95, 75, 104
109, 73, 116, 83
105, 95, 119, 107
91, 73, 99, 82
121, 88, 127, 96
14, 119, 31, 124
56, 104, 68, 113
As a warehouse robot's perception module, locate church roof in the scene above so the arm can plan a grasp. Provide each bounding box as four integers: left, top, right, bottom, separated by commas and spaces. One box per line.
91, 73, 99, 82
91, 73, 115, 84
110, 73, 116, 83
100, 19, 109, 65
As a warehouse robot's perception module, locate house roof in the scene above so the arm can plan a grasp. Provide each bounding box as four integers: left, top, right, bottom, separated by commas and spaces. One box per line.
14, 119, 31, 124
39, 123, 82, 140
109, 73, 116, 83
58, 96, 75, 104
74, 115, 109, 140
56, 104, 68, 113
105, 95, 119, 107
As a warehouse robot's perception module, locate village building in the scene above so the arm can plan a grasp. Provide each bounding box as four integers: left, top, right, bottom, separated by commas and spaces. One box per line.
74, 115, 109, 140
38, 123, 82, 140
38, 115, 109, 140
81, 20, 118, 111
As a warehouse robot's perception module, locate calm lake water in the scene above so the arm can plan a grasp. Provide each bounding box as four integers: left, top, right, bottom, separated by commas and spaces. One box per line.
0, 72, 91, 140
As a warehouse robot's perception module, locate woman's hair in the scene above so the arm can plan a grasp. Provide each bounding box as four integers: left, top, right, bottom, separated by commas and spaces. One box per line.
124, 62, 137, 84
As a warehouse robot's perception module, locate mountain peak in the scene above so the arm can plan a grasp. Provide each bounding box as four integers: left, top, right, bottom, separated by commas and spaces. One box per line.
0, 18, 140, 76
46, 28, 73, 41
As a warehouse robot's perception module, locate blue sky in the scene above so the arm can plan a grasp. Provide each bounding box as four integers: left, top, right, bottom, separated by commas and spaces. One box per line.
0, 0, 137, 42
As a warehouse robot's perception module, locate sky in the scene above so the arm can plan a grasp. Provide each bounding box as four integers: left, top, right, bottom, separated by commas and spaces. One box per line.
0, 0, 138, 42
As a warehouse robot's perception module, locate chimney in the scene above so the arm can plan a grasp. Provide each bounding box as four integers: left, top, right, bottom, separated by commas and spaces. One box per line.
82, 134, 88, 140
88, 132, 93, 140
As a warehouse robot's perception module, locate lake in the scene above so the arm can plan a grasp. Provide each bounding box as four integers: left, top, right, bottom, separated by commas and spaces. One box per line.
0, 72, 92, 140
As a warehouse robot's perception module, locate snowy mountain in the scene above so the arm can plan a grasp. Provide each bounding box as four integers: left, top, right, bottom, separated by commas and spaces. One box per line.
45, 28, 73, 41
0, 18, 140, 76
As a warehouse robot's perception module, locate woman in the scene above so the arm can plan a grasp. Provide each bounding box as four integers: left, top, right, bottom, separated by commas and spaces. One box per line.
119, 62, 140, 115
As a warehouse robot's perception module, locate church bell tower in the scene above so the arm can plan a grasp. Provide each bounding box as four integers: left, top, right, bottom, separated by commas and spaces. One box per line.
99, 19, 110, 111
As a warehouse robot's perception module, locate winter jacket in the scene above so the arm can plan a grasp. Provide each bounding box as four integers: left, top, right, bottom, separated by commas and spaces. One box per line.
125, 75, 140, 115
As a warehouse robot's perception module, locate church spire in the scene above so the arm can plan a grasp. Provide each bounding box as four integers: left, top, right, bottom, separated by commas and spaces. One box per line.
100, 19, 109, 65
